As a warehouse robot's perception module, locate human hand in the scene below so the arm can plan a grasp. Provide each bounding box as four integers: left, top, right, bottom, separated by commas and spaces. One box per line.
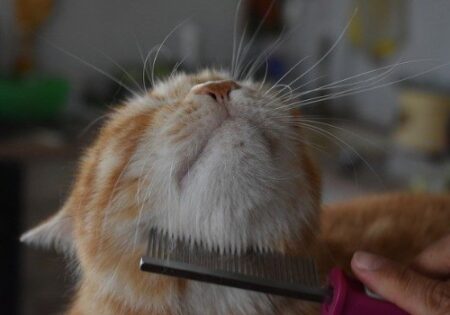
351, 235, 450, 315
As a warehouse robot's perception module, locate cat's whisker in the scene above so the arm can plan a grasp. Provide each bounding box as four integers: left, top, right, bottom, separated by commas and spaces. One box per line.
241, 26, 287, 80
143, 46, 159, 91
293, 121, 383, 185
268, 84, 294, 98
258, 59, 270, 90
77, 113, 111, 139
275, 58, 438, 104
231, 0, 243, 77
269, 74, 324, 104
170, 57, 188, 79
44, 39, 140, 97
233, 23, 249, 79
152, 45, 174, 85
131, 30, 152, 90
131, 30, 146, 64
283, 58, 404, 100
301, 61, 398, 93
264, 56, 310, 95
244, 7, 316, 81
301, 61, 450, 110
317, 58, 437, 90
285, 9, 357, 91
269, 114, 329, 122
93, 48, 145, 94
276, 75, 327, 103
284, 118, 385, 153
271, 60, 450, 114
234, 0, 276, 79
151, 17, 191, 88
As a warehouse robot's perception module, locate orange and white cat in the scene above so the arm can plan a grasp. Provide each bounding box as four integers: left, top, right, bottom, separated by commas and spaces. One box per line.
21, 69, 450, 315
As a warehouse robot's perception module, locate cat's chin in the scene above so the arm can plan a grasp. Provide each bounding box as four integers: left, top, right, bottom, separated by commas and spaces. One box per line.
157, 119, 313, 253
176, 117, 275, 189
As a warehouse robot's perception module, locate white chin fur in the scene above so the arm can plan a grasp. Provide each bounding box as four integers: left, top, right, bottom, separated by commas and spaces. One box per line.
124, 76, 316, 255
132, 115, 314, 254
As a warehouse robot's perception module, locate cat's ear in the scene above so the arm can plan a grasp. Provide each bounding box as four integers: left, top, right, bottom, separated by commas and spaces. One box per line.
20, 205, 73, 253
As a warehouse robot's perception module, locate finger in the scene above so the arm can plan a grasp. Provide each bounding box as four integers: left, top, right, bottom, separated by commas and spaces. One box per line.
351, 251, 450, 315
413, 235, 450, 279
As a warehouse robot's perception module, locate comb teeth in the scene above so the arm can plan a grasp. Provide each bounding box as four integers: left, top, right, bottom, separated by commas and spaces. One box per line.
141, 229, 325, 301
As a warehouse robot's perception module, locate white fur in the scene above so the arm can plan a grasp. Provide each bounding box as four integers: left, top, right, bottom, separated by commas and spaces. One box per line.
20, 207, 74, 252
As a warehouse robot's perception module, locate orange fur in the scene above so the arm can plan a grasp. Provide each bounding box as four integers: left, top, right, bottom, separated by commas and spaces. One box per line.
318, 193, 450, 275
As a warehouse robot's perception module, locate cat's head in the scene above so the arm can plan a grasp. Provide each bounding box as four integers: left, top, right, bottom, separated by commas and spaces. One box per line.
21, 69, 320, 262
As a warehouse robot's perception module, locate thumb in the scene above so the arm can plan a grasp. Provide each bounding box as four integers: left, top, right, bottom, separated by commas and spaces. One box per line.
351, 251, 450, 315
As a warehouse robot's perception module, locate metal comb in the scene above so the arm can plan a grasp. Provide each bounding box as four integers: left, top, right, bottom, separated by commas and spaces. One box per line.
140, 229, 328, 303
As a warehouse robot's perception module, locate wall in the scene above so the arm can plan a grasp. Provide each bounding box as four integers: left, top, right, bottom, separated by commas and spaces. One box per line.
1, 0, 239, 111
275, 0, 450, 127
3, 0, 450, 124
296, 0, 450, 127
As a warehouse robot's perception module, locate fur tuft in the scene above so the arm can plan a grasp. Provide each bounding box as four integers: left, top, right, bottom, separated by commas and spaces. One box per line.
21, 208, 73, 253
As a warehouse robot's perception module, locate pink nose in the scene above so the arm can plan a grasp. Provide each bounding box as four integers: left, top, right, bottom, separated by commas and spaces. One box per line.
192, 80, 240, 103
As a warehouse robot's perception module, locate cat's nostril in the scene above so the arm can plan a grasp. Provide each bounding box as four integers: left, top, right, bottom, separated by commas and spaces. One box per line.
192, 80, 240, 103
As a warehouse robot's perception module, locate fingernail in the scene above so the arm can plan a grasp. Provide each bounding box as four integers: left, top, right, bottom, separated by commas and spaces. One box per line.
352, 251, 387, 271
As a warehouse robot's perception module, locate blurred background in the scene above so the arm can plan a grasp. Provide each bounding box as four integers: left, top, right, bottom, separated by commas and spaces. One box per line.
1, 0, 450, 314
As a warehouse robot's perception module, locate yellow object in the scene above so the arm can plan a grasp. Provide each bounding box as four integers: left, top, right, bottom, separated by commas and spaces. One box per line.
14, 0, 55, 74
395, 88, 450, 154
349, 0, 407, 61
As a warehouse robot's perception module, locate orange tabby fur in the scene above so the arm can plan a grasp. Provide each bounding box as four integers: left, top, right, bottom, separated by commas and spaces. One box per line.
22, 69, 450, 315
319, 193, 450, 274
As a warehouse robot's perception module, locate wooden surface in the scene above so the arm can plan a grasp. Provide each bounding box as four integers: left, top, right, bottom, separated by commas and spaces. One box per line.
0, 129, 81, 161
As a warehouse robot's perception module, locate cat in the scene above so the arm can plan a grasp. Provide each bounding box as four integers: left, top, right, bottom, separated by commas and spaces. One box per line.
21, 69, 450, 315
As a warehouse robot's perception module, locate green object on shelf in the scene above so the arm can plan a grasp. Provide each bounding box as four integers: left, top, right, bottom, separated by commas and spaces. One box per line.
0, 77, 69, 121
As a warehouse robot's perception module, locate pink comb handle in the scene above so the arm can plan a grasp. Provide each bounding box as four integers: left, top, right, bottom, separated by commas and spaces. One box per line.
321, 268, 409, 315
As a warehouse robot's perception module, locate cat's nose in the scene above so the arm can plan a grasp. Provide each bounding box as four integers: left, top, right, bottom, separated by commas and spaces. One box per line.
192, 80, 240, 104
